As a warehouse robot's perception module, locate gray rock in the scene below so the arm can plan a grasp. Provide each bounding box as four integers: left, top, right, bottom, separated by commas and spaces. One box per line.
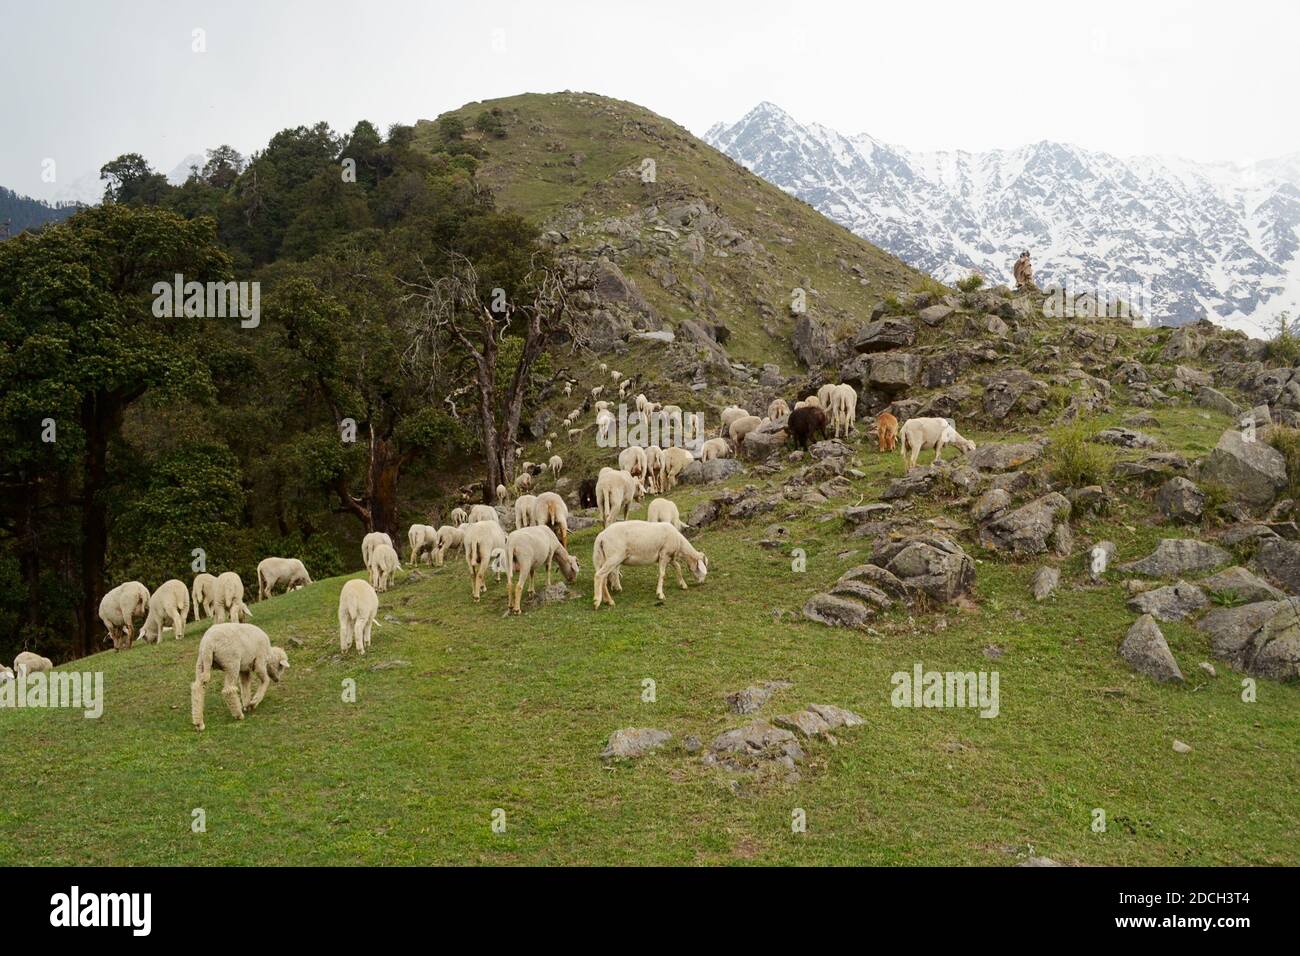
971, 488, 1012, 522
792, 315, 836, 368
1154, 476, 1207, 523
1119, 538, 1231, 577
802, 593, 873, 627
866, 352, 921, 393
1197, 599, 1300, 680
806, 703, 864, 729
854, 317, 916, 353
1032, 566, 1060, 601
1114, 452, 1189, 482
739, 429, 787, 461
969, 442, 1042, 472
977, 493, 1072, 555
1198, 428, 1287, 506
1126, 580, 1208, 622
681, 457, 745, 485
1096, 427, 1159, 449
871, 533, 975, 603
918, 304, 955, 327
1196, 386, 1241, 416
836, 564, 913, 602
688, 499, 721, 528
633, 330, 675, 344
1120, 614, 1185, 682
1254, 538, 1300, 592
601, 727, 672, 759
1198, 566, 1285, 603
773, 709, 832, 738
709, 720, 804, 762
726, 680, 793, 715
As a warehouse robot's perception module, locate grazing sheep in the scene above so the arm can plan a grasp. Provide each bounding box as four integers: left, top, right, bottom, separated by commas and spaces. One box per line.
213, 571, 253, 624
515, 493, 539, 530
192, 572, 217, 621
817, 383, 837, 409
532, 491, 570, 548
563, 381, 573, 396
644, 445, 665, 493
596, 409, 615, 444
98, 581, 150, 650
729, 414, 763, 447
720, 406, 748, 431
801, 395, 823, 409
767, 398, 790, 420
504, 525, 581, 614
594, 401, 611, 413
362, 532, 394, 567
611, 369, 621, 382
682, 413, 702, 443
138, 579, 190, 643
367, 543, 400, 592
495, 483, 510, 505
450, 507, 467, 526
596, 467, 646, 526
463, 519, 507, 600
831, 383, 858, 438
578, 477, 599, 509
514, 471, 534, 495
658, 446, 694, 491
647, 497, 686, 530
618, 445, 648, 484
549, 454, 563, 477
787, 405, 829, 450
899, 417, 976, 471
591, 521, 709, 608
877, 411, 899, 452
406, 524, 438, 565
190, 623, 289, 731
635, 393, 650, 416
700, 437, 730, 461
433, 524, 465, 566
338, 579, 379, 655
14, 652, 53, 679
257, 557, 312, 600
567, 427, 584, 441
591, 385, 604, 399
467, 504, 500, 524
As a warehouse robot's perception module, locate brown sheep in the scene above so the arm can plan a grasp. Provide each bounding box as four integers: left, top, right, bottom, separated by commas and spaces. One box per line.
787, 405, 829, 450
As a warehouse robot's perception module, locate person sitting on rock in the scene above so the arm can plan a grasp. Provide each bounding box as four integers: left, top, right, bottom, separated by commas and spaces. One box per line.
1012, 251, 1035, 291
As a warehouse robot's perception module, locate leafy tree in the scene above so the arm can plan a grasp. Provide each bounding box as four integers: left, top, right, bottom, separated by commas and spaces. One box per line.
100, 153, 172, 206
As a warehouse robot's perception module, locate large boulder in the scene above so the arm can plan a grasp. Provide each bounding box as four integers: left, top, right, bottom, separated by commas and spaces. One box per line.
792, 315, 837, 369
918, 304, 955, 327
1197, 600, 1300, 681
969, 442, 1042, 472
1154, 476, 1207, 523
1198, 428, 1287, 507
1254, 538, 1300, 593
853, 317, 916, 353
1126, 580, 1208, 622
1120, 615, 1185, 683
802, 593, 873, 628
866, 352, 921, 393
1119, 538, 1231, 577
739, 429, 787, 461
1198, 566, 1285, 603
681, 457, 746, 485
871, 533, 975, 603
977, 493, 1072, 555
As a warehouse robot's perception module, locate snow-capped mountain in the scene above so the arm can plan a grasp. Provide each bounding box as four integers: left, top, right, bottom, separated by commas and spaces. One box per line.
705, 103, 1300, 334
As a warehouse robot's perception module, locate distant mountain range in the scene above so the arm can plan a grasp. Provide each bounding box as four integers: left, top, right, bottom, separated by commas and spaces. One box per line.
0, 186, 79, 238
706, 103, 1300, 334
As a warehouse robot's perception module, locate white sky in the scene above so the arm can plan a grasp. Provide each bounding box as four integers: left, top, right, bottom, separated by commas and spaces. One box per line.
3, 0, 1297, 200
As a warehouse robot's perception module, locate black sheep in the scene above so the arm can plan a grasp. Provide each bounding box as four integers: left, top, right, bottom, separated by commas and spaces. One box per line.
578, 477, 598, 509
787, 405, 828, 450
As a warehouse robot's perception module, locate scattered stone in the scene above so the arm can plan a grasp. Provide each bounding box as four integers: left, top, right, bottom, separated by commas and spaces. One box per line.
1155, 476, 1206, 523
871, 533, 975, 603
971, 488, 1012, 522
1172, 740, 1193, 754
1198, 662, 1217, 678
977, 493, 1072, 555
1198, 600, 1300, 681
1254, 538, 1300, 593
853, 317, 916, 353
681, 458, 745, 485
1126, 580, 1207, 622
1032, 566, 1060, 601
528, 583, 574, 606
806, 703, 864, 729
1198, 566, 1285, 603
601, 727, 672, 759
1120, 615, 1185, 682
774, 709, 832, 738
1016, 856, 1062, 867
1096, 427, 1159, 449
1198, 428, 1288, 507
969, 442, 1042, 472
726, 680, 794, 715
802, 593, 873, 627
1119, 538, 1231, 577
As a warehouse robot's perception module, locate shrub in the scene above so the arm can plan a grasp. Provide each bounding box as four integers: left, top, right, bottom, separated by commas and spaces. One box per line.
1046, 420, 1114, 487
1266, 424, 1300, 500
956, 273, 985, 294
1266, 311, 1300, 364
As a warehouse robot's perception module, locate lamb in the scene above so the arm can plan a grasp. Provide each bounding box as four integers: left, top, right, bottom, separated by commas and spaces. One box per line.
467, 504, 500, 524
463, 519, 508, 600
514, 471, 534, 495
595, 467, 646, 526
831, 383, 858, 438
700, 437, 730, 462
213, 571, 253, 624
658, 446, 694, 491
504, 525, 581, 614
367, 542, 400, 592
787, 405, 829, 450
256, 557, 312, 600
618, 445, 648, 485
138, 579, 190, 643
817, 383, 837, 409
567, 427, 584, 441
899, 417, 977, 471
548, 454, 563, 477
646, 497, 686, 530
433, 524, 465, 566
98, 581, 150, 650
578, 477, 598, 509
14, 652, 53, 679
729, 414, 763, 447
644, 445, 665, 493
531, 491, 570, 547
596, 409, 615, 443
720, 405, 748, 431
768, 398, 790, 420
361, 531, 394, 566
450, 507, 468, 526
495, 483, 510, 505
338, 579, 379, 655
190, 623, 289, 731
407, 524, 439, 565
192, 572, 217, 621
877, 411, 899, 452
514, 493, 539, 530
591, 520, 709, 608
591, 385, 604, 399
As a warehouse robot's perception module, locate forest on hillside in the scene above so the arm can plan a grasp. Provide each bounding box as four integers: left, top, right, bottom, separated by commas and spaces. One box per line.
0, 109, 583, 664
0, 185, 79, 237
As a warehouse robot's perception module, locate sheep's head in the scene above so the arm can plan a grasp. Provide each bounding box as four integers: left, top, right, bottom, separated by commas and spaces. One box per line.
267, 647, 290, 682
953, 435, 976, 454
689, 552, 709, 583
560, 551, 580, 583
632, 479, 646, 502
234, 600, 253, 622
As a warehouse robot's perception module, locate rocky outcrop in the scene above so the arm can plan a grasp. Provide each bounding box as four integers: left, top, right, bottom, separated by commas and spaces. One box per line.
1119, 538, 1231, 577
1197, 600, 1300, 681
1197, 566, 1285, 603
1254, 538, 1300, 593
1154, 476, 1206, 523
870, 533, 975, 603
853, 317, 916, 353
977, 493, 1071, 555
601, 727, 672, 759
1198, 428, 1287, 507
969, 442, 1041, 472
1126, 580, 1207, 622
792, 315, 837, 368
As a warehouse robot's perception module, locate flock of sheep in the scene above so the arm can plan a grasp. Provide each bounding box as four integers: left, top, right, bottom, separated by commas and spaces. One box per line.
2, 370, 978, 732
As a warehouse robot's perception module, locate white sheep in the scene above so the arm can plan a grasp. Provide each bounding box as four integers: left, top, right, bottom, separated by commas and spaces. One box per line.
138, 578, 190, 643
591, 385, 604, 399
591, 520, 709, 608
545, 439, 553, 452
720, 405, 748, 431
361, 531, 394, 566
367, 542, 400, 592
596, 409, 615, 444
14, 651, 53, 679
548, 454, 563, 477
192, 572, 217, 621
213, 571, 252, 624
567, 427, 584, 441
514, 493, 539, 530
647, 497, 686, 530
450, 507, 468, 526
618, 445, 648, 484
513, 471, 534, 495
657, 446, 694, 491
467, 503, 500, 524
504, 525, 581, 614
729, 414, 763, 447
831, 383, 858, 438
495, 483, 510, 505
98, 581, 150, 650
767, 398, 790, 420
817, 383, 837, 409
257, 557, 312, 600
611, 369, 621, 382
635, 393, 650, 416
463, 519, 507, 601
899, 416, 977, 471
700, 437, 730, 462
594, 400, 611, 413
0, 664, 12, 684
563, 381, 573, 396
596, 467, 646, 526
433, 525, 465, 567
406, 524, 438, 566
644, 445, 665, 493
338, 578, 379, 655
532, 491, 570, 548
190, 623, 289, 731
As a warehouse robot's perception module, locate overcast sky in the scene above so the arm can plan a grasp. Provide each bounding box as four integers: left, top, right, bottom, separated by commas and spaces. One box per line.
3, 0, 1297, 200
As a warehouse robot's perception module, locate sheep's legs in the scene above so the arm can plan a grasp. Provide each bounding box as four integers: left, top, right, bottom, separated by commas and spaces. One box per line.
247, 662, 271, 711
674, 560, 689, 590
239, 671, 253, 710
220, 673, 244, 720
655, 560, 668, 601
172, 610, 185, 641
191, 680, 207, 730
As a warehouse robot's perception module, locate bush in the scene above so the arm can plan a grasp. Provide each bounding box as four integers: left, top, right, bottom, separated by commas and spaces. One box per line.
1266, 311, 1300, 364
1267, 424, 1300, 500
956, 273, 985, 294
1046, 420, 1114, 487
